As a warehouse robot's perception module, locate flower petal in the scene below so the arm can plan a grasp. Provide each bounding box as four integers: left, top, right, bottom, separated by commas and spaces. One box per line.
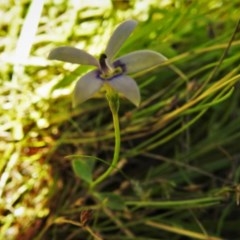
48, 46, 99, 67
115, 50, 167, 74
73, 70, 103, 106
105, 20, 137, 61
108, 75, 140, 107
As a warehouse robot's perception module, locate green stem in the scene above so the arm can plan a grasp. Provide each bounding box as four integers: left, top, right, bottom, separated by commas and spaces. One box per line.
90, 90, 120, 189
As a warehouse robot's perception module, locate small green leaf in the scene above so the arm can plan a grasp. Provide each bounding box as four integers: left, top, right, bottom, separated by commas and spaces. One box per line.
71, 156, 95, 184
97, 192, 125, 210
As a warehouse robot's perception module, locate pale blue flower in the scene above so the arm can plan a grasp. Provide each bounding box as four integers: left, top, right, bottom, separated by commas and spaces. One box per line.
48, 20, 167, 106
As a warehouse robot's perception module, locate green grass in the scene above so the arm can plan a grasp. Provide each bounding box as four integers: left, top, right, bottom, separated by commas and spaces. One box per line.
1, 0, 240, 239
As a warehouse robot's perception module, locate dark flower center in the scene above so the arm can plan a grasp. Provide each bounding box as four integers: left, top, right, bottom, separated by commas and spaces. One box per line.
99, 53, 108, 72
99, 53, 123, 80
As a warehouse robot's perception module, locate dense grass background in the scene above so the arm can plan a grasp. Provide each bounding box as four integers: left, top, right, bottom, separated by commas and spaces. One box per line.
1, 0, 240, 239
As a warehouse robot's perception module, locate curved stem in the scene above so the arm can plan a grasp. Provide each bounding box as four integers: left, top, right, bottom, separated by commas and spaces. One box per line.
90, 90, 120, 189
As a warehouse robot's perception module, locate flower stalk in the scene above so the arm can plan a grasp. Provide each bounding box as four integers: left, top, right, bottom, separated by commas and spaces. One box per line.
90, 87, 120, 189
